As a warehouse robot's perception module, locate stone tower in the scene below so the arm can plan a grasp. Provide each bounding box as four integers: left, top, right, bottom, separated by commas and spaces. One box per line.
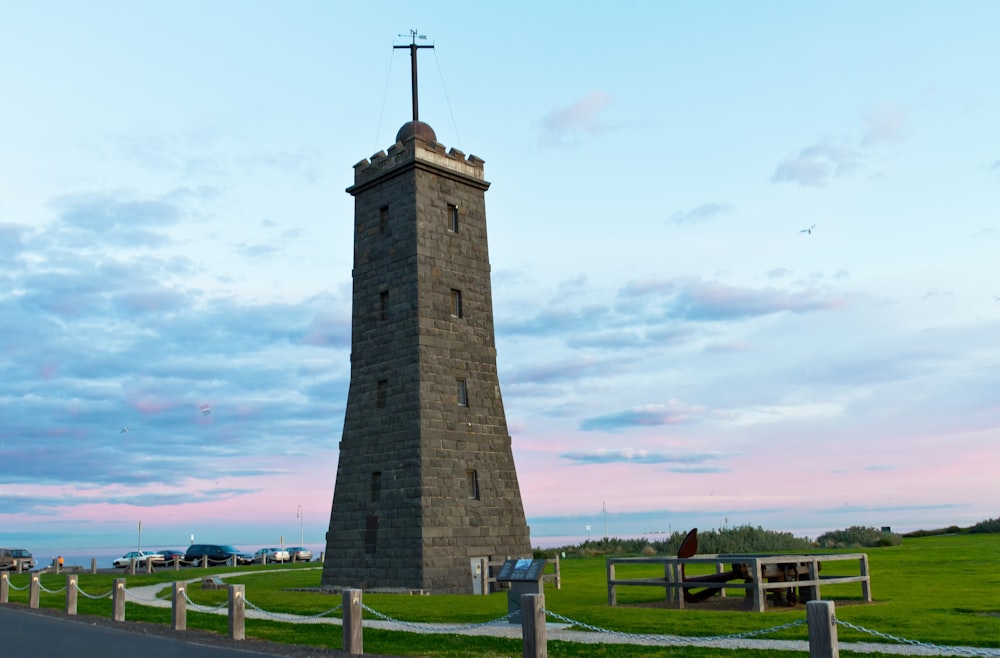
320, 117, 532, 594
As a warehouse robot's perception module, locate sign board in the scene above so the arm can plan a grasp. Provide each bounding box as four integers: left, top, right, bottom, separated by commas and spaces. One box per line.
496, 558, 547, 583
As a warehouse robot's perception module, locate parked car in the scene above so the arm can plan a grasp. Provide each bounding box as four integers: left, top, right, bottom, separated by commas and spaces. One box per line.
157, 549, 186, 564
184, 544, 253, 566
286, 546, 313, 562
113, 551, 165, 568
253, 547, 290, 564
0, 548, 35, 571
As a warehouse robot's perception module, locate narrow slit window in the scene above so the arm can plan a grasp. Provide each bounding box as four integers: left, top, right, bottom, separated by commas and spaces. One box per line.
448, 204, 459, 233
379, 290, 389, 321
456, 378, 468, 407
450, 289, 463, 318
370, 472, 382, 502
379, 206, 389, 234
466, 469, 479, 500
376, 380, 387, 409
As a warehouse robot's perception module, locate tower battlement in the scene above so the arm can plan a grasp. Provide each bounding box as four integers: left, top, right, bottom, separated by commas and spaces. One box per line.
351, 124, 486, 190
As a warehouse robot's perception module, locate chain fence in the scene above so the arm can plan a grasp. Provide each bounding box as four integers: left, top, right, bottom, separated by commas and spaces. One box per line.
837, 618, 1000, 657
73, 582, 113, 600
361, 603, 514, 632
5, 574, 999, 657
542, 607, 807, 644
244, 598, 343, 623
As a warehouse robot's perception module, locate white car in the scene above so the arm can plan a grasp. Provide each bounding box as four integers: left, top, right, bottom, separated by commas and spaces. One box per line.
113, 550, 164, 568
253, 547, 290, 563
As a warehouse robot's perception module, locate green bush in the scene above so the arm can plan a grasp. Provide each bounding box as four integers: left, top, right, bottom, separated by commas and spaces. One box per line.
816, 525, 902, 548
968, 516, 1000, 533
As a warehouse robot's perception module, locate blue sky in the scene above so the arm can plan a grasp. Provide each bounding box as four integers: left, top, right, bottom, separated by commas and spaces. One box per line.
2, 1, 998, 554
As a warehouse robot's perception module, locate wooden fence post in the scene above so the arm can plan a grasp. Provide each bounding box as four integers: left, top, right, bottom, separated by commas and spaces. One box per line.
521, 593, 547, 658
0, 572, 9, 603
66, 575, 78, 615
29, 574, 40, 608
228, 584, 246, 640
113, 578, 126, 621
342, 588, 363, 655
90, 558, 97, 574
807, 600, 839, 658
172, 581, 187, 630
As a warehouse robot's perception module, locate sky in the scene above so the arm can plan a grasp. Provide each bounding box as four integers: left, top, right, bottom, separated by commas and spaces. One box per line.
2, 1, 998, 555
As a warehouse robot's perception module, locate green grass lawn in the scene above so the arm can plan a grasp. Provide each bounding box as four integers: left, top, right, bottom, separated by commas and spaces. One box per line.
3, 534, 998, 657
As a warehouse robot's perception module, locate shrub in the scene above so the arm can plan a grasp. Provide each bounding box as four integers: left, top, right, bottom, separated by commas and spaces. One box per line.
816, 525, 902, 548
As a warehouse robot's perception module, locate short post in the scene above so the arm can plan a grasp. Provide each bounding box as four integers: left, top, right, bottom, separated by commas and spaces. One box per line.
342, 588, 363, 655
228, 584, 245, 640
479, 558, 489, 595
90, 558, 98, 574
553, 553, 561, 590
807, 600, 839, 658
66, 575, 78, 615
173, 556, 180, 571
128, 558, 137, 576
113, 578, 126, 621
29, 574, 40, 608
521, 593, 547, 658
0, 572, 9, 603
145, 558, 154, 574
172, 581, 187, 630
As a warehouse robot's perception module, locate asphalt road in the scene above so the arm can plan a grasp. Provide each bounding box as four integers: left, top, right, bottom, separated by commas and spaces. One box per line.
0, 605, 373, 658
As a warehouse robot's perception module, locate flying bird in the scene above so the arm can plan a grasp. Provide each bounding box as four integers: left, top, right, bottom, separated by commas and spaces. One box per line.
120, 426, 130, 433
800, 223, 816, 235
200, 404, 212, 416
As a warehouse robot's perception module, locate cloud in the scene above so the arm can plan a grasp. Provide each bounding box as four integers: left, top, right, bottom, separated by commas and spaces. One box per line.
617, 276, 843, 321
772, 140, 863, 186
538, 92, 614, 146
671, 203, 733, 225
861, 104, 910, 147
580, 400, 707, 431
559, 448, 735, 473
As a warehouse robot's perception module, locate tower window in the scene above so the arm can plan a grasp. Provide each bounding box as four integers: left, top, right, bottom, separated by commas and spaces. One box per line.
448, 204, 459, 233
365, 515, 379, 555
379, 290, 389, 320
379, 206, 389, 234
456, 378, 468, 407
376, 380, 387, 408
370, 472, 382, 502
450, 289, 463, 318
466, 470, 479, 499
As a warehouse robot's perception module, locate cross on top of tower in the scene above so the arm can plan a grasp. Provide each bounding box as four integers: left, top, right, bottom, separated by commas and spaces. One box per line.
394, 29, 434, 123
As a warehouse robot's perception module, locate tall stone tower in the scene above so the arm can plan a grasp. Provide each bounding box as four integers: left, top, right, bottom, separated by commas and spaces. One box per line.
320, 108, 532, 592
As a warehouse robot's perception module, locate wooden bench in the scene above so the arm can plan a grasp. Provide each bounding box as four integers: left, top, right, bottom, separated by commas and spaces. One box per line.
200, 576, 226, 590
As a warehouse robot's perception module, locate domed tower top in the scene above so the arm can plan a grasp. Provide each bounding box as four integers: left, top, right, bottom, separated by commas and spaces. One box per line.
395, 120, 437, 144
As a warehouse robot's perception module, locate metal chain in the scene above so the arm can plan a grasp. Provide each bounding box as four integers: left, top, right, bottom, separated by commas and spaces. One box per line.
837, 619, 1000, 657
123, 588, 162, 604
5, 580, 31, 591
542, 608, 807, 643
38, 583, 67, 594
73, 582, 114, 599
182, 590, 228, 612
361, 603, 514, 632
243, 598, 344, 622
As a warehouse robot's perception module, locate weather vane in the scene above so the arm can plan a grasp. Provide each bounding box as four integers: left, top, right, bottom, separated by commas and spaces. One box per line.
395, 29, 434, 122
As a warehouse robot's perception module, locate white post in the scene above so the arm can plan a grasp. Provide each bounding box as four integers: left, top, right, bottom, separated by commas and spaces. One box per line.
807, 600, 839, 658
228, 584, 245, 640
172, 582, 187, 630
